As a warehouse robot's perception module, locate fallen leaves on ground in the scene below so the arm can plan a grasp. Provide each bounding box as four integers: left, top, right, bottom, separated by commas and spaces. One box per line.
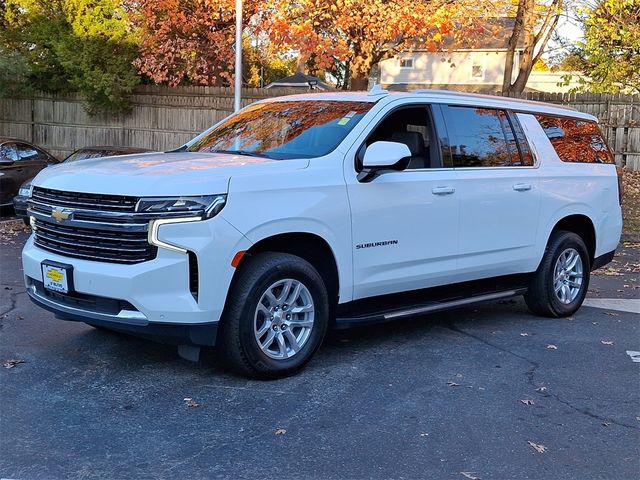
546, 344, 558, 350
2, 359, 25, 369
520, 399, 535, 406
0, 219, 30, 245
420, 433, 429, 437
535, 386, 547, 393
460, 472, 481, 480
528, 441, 547, 454
183, 397, 199, 408
601, 340, 615, 345
621, 170, 640, 236
275, 428, 287, 435
520, 333, 529, 336
603, 311, 619, 316
447, 381, 460, 387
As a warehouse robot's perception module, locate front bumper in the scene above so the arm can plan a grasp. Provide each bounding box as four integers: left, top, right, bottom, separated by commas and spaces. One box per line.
22, 216, 251, 344
27, 281, 218, 346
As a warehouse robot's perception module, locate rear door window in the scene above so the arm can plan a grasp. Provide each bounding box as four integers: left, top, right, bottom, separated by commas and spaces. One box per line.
535, 115, 614, 164
440, 106, 524, 168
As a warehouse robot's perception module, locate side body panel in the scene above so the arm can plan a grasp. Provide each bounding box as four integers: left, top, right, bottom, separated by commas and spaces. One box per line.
517, 113, 622, 264
221, 156, 355, 304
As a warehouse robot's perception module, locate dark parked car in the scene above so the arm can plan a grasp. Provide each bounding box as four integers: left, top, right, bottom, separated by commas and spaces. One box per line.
12, 146, 152, 221
0, 138, 59, 210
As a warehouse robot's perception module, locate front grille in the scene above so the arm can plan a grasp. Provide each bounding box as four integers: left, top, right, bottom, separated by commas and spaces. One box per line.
33, 219, 156, 264
30, 187, 156, 264
31, 187, 138, 212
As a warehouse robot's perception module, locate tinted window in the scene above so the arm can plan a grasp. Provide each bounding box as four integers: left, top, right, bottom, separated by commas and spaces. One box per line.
442, 106, 520, 168
535, 115, 614, 164
0, 143, 18, 162
188, 100, 373, 160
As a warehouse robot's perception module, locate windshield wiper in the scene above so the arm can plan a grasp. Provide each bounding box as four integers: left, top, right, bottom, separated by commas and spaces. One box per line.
213, 149, 273, 159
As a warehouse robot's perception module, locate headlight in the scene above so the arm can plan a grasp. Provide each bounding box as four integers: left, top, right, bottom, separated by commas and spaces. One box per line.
19, 182, 33, 198
142, 194, 227, 253
136, 194, 226, 219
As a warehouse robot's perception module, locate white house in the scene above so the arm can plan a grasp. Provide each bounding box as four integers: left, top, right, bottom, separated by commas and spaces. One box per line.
377, 18, 584, 93
379, 48, 521, 92
378, 20, 524, 92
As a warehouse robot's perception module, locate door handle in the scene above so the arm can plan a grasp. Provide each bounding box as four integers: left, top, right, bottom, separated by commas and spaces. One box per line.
431, 186, 455, 195
513, 183, 532, 192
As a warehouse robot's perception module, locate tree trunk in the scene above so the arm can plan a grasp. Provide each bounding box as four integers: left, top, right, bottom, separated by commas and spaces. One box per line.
502, 0, 527, 94
350, 73, 368, 90
503, 0, 562, 95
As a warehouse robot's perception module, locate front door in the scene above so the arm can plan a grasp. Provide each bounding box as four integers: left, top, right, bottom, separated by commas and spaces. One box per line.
345, 104, 460, 300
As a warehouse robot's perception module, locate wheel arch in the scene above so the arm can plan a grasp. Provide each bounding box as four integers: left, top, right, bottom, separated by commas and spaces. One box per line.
231, 232, 342, 318
548, 214, 596, 266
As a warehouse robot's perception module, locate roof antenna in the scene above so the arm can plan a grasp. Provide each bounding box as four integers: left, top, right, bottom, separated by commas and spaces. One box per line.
368, 83, 389, 96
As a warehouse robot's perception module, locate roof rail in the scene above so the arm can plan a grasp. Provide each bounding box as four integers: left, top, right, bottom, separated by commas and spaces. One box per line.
412, 89, 458, 95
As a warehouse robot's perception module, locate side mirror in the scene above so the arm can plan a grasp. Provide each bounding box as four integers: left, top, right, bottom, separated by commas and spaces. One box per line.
358, 141, 411, 182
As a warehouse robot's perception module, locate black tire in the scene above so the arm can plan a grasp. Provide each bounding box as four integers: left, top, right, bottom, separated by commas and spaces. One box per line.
219, 252, 329, 379
22, 217, 30, 227
524, 230, 590, 317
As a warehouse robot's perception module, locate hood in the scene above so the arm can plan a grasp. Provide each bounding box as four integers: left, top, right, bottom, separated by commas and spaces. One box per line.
31, 151, 309, 197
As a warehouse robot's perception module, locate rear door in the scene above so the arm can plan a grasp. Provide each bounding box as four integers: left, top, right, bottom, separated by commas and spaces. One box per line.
345, 102, 460, 299
439, 104, 541, 279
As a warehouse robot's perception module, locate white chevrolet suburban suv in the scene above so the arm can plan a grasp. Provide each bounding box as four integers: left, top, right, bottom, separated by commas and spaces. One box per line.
22, 89, 622, 378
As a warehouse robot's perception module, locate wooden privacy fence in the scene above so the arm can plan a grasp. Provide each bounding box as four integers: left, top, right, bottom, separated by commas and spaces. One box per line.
0, 86, 639, 170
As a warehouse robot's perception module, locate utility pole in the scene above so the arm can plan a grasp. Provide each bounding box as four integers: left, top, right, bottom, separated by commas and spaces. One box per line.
234, 0, 242, 112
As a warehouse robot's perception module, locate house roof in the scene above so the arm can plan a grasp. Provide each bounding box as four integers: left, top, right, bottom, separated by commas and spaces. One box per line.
264, 72, 334, 91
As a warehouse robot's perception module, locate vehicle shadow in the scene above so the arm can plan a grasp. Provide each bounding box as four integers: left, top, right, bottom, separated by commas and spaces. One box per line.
76, 297, 536, 381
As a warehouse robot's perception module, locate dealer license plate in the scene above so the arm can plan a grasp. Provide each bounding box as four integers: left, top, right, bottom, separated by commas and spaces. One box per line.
42, 263, 71, 294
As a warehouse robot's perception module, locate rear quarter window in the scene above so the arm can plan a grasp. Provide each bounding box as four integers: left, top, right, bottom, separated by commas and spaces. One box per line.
535, 114, 614, 164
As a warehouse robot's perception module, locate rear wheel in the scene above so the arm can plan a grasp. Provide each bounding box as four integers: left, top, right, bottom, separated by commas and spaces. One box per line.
524, 230, 590, 317
219, 252, 329, 379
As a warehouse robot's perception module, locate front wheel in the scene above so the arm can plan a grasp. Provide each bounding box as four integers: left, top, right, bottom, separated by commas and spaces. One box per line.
219, 252, 329, 379
524, 230, 590, 317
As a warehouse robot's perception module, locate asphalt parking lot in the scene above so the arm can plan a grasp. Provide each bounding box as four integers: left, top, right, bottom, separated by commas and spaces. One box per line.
1, 220, 638, 480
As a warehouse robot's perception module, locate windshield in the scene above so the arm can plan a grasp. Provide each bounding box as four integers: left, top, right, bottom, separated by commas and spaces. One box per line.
187, 100, 374, 159
65, 150, 112, 162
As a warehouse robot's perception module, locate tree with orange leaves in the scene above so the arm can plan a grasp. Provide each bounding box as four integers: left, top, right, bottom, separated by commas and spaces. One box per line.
127, 0, 260, 87
258, 0, 493, 90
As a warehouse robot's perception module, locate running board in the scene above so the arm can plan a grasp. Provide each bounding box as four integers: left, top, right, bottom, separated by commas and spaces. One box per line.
335, 289, 526, 328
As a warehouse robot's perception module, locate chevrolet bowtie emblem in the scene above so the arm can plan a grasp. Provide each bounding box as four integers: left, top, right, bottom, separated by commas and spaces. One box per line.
51, 208, 72, 222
